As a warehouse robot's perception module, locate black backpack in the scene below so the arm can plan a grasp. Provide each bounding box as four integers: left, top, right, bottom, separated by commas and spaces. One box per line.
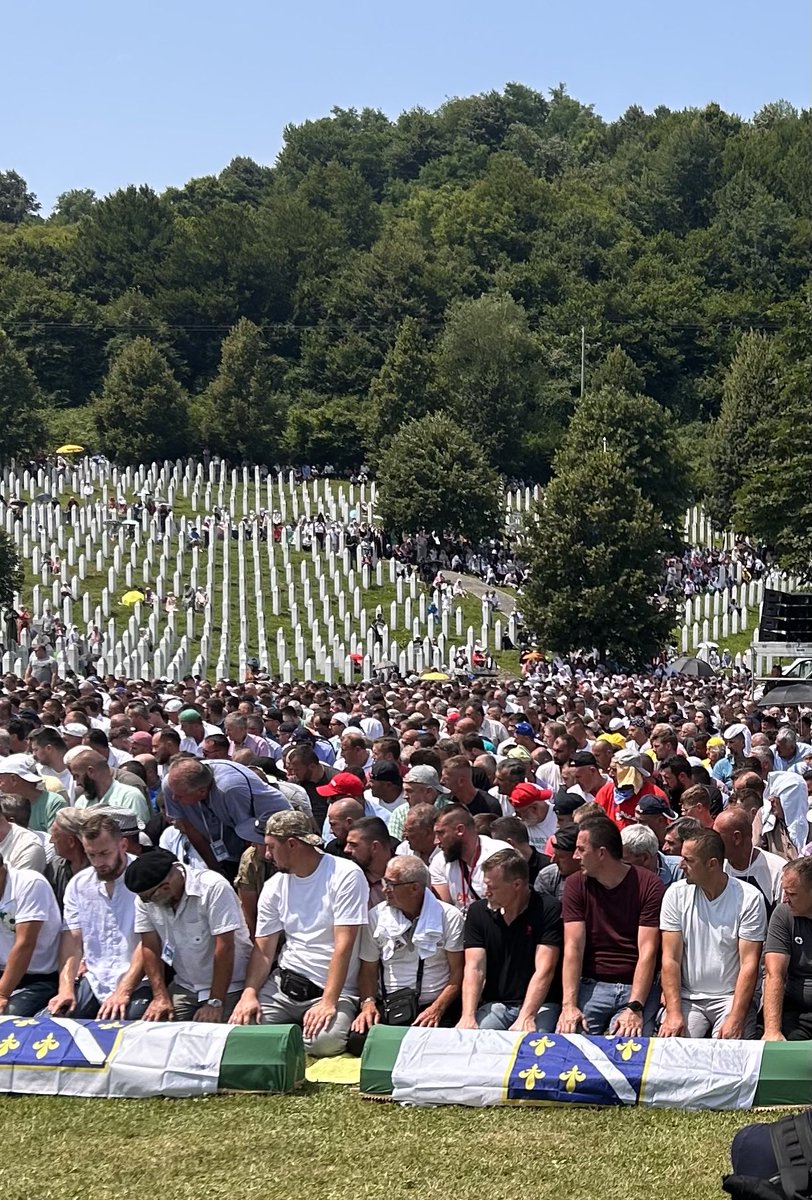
724, 1111, 812, 1200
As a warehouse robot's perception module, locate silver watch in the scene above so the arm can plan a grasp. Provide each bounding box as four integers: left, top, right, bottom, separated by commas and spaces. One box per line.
204, 998, 223, 1009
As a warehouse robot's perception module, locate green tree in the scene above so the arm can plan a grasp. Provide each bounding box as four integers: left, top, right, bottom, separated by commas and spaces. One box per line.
195, 318, 284, 462
735, 359, 812, 580
522, 450, 675, 666
71, 186, 175, 302
555, 383, 691, 536
376, 413, 501, 540
436, 292, 544, 473
94, 337, 189, 463
704, 331, 784, 528
364, 317, 440, 455
590, 345, 647, 394
50, 189, 97, 224
0, 171, 40, 224
0, 330, 46, 456
0, 530, 23, 612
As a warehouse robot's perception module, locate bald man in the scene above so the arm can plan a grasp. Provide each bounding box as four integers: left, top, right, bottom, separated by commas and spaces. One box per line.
324, 798, 364, 857
714, 806, 786, 909
67, 749, 151, 825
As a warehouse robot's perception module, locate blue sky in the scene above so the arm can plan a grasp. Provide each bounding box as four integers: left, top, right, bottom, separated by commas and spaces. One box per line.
5, 0, 809, 212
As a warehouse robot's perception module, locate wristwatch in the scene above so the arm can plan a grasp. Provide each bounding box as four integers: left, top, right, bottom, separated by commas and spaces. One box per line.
205, 998, 223, 1009
624, 1000, 644, 1015
361, 996, 378, 1007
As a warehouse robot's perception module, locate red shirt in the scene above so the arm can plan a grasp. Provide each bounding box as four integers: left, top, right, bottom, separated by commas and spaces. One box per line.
594, 778, 668, 829
562, 865, 665, 983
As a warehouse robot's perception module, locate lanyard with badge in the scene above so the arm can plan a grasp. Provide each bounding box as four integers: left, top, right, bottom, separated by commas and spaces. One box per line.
458, 845, 482, 911
202, 764, 259, 862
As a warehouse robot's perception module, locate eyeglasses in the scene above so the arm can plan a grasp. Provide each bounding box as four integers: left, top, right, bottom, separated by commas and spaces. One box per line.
381, 879, 412, 890
139, 879, 173, 903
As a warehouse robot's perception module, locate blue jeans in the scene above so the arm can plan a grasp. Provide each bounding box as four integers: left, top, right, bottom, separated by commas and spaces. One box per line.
39, 976, 152, 1020
477, 1001, 561, 1032
577, 979, 659, 1035
6, 974, 59, 1017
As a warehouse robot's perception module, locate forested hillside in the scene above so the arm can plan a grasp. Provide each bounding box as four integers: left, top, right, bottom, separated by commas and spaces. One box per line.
0, 85, 809, 481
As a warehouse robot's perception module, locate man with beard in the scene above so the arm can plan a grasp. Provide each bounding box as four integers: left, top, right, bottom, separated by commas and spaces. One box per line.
344, 817, 393, 907
125, 848, 253, 1022
660, 756, 694, 815
67, 749, 151, 825
230, 810, 368, 1058
430, 805, 511, 914
152, 727, 181, 777
47, 812, 152, 1019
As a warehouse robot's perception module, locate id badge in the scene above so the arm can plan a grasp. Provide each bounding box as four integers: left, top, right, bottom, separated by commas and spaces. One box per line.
211, 838, 229, 862
161, 942, 175, 966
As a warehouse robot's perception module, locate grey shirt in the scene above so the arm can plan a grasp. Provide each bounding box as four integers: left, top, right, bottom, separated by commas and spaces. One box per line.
765, 902, 812, 1008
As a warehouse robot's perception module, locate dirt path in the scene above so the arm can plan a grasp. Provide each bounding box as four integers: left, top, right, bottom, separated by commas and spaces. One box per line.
444, 572, 517, 617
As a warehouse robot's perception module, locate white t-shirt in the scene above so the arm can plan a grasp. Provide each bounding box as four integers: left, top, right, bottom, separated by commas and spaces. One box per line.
429, 836, 512, 913
37, 764, 76, 803
158, 826, 208, 871
0, 822, 47, 873
660, 877, 767, 1000
518, 805, 558, 851
256, 854, 369, 994
364, 789, 404, 815
134, 867, 253, 996
0, 867, 61, 974
724, 849, 786, 907
535, 762, 562, 791
360, 898, 464, 1004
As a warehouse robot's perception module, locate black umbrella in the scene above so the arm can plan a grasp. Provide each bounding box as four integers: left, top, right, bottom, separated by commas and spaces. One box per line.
758, 681, 812, 705
667, 656, 716, 678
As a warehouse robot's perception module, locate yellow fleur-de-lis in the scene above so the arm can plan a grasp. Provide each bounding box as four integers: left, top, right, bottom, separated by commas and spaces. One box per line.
97, 1021, 124, 1029
616, 1039, 642, 1062
529, 1035, 555, 1057
518, 1064, 546, 1090
32, 1033, 60, 1059
559, 1065, 586, 1093
0, 1034, 20, 1057
11, 1019, 37, 1027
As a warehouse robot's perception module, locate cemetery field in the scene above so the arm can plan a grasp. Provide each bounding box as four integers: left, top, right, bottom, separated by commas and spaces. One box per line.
7, 462, 523, 681
0, 1088, 756, 1200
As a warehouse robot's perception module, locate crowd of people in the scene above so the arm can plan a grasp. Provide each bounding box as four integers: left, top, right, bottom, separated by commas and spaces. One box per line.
0, 653, 809, 1057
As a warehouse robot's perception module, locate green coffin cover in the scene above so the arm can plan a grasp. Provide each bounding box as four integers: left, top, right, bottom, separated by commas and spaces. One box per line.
218, 1024, 306, 1093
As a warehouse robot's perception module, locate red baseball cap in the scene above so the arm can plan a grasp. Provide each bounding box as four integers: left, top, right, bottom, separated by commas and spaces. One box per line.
510, 783, 553, 810
316, 772, 365, 799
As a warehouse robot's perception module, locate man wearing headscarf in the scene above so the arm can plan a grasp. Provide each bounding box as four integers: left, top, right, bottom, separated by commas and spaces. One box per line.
594, 749, 669, 829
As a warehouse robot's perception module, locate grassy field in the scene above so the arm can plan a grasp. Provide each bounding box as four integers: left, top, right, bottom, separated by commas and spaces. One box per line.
0, 1087, 759, 1200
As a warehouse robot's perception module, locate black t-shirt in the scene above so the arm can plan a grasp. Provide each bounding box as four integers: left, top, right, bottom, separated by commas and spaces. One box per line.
464, 890, 563, 1006
300, 765, 339, 829
526, 848, 550, 887
464, 789, 502, 818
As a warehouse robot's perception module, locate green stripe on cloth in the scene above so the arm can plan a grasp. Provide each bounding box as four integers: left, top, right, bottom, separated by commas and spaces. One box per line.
754, 1042, 812, 1107
359, 1026, 409, 1095
217, 1025, 305, 1094
361, 1028, 812, 1109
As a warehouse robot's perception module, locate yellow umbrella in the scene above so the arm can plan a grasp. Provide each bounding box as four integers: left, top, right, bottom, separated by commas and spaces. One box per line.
56, 444, 84, 454
121, 590, 145, 606
420, 670, 450, 682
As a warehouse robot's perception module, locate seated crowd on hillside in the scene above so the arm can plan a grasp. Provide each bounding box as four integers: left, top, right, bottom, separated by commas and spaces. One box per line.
0, 660, 810, 1053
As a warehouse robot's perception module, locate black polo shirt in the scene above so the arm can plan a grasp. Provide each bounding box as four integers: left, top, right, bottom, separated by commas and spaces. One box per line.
526, 847, 550, 887
464, 789, 502, 817
463, 890, 563, 1006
